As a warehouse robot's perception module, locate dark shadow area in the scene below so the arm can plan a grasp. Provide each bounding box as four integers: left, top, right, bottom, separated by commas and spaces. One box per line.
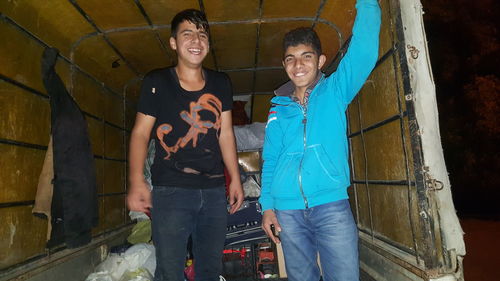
421, 0, 500, 220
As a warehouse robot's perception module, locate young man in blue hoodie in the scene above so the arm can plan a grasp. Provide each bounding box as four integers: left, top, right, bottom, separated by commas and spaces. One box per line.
259, 0, 381, 280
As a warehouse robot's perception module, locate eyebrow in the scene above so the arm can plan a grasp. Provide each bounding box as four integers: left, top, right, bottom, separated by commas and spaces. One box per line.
284, 51, 315, 59
180, 29, 208, 36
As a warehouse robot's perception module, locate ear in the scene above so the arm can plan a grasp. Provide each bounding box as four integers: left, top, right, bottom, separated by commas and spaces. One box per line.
318, 54, 326, 69
169, 37, 177, 51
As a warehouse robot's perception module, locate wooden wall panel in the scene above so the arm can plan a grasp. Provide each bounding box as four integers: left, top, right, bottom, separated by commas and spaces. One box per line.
364, 121, 406, 180
314, 22, 341, 68
0, 82, 50, 146
104, 93, 125, 128
254, 70, 288, 92
352, 183, 372, 230
212, 24, 257, 69
226, 71, 254, 94
319, 0, 356, 39
0, 21, 46, 93
350, 135, 366, 181
368, 184, 415, 250
358, 58, 400, 127
0, 145, 45, 203
103, 161, 126, 194
378, 0, 394, 56
141, 0, 199, 25
0, 0, 94, 57
262, 0, 321, 18
100, 195, 127, 231
0, 206, 47, 270
205, 0, 260, 21
76, 0, 147, 30
104, 125, 125, 160
107, 30, 171, 74
74, 36, 136, 94
87, 117, 105, 156
95, 158, 105, 195
73, 72, 105, 119
348, 96, 361, 134
93, 195, 127, 235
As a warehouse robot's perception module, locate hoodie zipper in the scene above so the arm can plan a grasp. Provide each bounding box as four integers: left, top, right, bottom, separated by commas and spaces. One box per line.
297, 103, 309, 208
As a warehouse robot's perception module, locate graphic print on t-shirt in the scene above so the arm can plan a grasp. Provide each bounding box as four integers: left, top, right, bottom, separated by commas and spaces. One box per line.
156, 93, 222, 160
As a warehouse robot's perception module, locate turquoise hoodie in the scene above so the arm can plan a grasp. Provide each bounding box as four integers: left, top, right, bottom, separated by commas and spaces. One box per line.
259, 0, 381, 212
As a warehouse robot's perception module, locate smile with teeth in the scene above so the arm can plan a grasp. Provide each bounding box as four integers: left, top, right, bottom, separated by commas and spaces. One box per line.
188, 48, 202, 55
294, 72, 307, 77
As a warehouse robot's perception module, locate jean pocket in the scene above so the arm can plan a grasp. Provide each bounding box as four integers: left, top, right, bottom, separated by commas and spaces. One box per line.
152, 186, 177, 197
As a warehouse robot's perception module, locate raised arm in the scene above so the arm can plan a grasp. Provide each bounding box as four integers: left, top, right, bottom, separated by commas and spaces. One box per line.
329, 0, 381, 106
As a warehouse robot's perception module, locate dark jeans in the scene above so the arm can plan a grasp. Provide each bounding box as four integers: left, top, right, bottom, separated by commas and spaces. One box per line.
151, 186, 227, 281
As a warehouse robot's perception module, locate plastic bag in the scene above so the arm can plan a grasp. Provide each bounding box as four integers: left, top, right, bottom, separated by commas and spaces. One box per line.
85, 271, 113, 281
119, 268, 153, 281
127, 220, 152, 244
243, 176, 261, 198
86, 243, 156, 281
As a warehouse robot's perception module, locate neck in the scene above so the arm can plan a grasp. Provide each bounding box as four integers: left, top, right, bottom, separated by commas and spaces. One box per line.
294, 86, 307, 103
175, 63, 205, 91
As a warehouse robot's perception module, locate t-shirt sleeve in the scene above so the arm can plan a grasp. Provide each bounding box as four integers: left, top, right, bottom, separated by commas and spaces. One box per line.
137, 71, 160, 117
221, 73, 233, 112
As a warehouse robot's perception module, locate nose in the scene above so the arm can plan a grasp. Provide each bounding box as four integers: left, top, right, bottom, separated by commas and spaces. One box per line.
294, 57, 303, 68
192, 33, 201, 43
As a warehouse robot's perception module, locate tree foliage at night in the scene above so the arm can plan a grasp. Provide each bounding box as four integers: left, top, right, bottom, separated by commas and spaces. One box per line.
422, 0, 499, 218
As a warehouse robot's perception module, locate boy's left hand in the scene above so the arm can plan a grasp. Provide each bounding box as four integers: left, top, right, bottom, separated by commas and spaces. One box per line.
227, 181, 244, 214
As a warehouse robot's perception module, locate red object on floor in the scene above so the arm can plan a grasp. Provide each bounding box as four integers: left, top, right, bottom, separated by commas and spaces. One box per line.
258, 251, 274, 262
184, 260, 195, 281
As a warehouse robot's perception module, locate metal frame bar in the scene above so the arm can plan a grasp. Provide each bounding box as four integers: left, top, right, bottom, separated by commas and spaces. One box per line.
68, 0, 140, 76
352, 180, 416, 186
348, 112, 407, 138
133, 0, 171, 56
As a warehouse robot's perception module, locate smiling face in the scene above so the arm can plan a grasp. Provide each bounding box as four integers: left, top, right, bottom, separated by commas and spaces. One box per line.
170, 20, 209, 68
283, 43, 326, 92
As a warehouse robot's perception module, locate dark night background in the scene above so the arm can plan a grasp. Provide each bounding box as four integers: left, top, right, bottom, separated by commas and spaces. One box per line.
421, 0, 499, 279
421, 0, 499, 219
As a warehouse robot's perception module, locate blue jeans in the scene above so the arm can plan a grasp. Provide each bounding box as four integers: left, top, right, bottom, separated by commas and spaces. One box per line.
275, 200, 359, 281
151, 186, 228, 281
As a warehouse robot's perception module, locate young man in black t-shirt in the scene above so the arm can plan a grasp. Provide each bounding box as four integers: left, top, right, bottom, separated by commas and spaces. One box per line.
127, 9, 244, 281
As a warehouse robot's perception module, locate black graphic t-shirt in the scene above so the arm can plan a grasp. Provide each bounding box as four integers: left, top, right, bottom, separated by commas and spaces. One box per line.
137, 67, 233, 188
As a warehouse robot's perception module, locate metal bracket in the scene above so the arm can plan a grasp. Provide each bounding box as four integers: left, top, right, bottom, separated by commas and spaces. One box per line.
423, 166, 444, 191
407, 44, 420, 59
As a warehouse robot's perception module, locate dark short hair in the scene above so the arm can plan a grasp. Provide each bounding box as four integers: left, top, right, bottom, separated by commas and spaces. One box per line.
283, 27, 322, 57
171, 9, 210, 38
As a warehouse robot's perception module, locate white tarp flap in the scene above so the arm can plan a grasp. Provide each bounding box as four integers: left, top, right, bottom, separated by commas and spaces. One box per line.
401, 0, 465, 264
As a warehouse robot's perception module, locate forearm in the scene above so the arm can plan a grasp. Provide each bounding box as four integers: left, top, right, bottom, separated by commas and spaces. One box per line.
332, 0, 381, 104
219, 128, 241, 185
128, 131, 150, 186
